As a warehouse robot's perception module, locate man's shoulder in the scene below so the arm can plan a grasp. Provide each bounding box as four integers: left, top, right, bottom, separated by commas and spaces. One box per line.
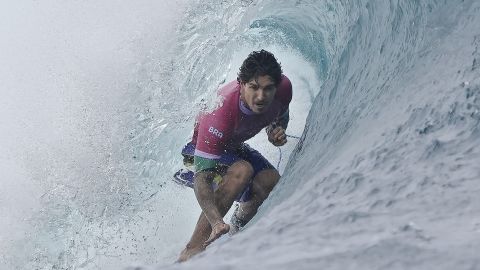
214, 80, 240, 113
198, 80, 239, 122
276, 75, 293, 105
218, 79, 240, 97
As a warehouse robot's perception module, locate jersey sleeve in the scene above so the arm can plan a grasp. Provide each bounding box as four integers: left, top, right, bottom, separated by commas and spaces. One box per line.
194, 105, 233, 172
276, 75, 293, 129
278, 75, 293, 114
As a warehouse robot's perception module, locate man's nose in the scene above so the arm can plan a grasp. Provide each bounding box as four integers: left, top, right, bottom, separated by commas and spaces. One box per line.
256, 89, 267, 101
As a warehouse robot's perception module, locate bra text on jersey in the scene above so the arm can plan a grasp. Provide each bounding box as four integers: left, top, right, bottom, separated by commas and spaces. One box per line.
208, 126, 223, 139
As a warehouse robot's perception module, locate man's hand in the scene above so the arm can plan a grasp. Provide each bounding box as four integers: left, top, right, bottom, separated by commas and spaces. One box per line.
268, 126, 287, 146
204, 221, 230, 247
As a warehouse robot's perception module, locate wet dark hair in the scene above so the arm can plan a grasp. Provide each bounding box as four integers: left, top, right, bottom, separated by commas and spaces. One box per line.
237, 50, 283, 85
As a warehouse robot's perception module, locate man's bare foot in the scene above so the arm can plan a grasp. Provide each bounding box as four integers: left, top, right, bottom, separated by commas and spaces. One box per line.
204, 222, 230, 246
176, 245, 205, 263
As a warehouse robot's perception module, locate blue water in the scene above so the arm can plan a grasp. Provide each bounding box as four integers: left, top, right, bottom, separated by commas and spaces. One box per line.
1, 0, 479, 269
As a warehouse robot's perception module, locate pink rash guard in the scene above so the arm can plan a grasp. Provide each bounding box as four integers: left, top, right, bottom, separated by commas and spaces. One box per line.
191, 75, 292, 161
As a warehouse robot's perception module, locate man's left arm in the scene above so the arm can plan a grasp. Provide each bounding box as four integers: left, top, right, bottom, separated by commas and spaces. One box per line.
267, 75, 292, 146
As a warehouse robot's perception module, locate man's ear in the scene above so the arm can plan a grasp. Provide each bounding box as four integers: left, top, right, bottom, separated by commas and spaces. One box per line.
239, 82, 245, 96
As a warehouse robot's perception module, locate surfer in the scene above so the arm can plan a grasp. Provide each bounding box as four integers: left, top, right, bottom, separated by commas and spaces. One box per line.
176, 50, 292, 262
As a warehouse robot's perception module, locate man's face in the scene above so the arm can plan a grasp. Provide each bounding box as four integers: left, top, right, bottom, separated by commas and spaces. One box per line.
240, 75, 277, 114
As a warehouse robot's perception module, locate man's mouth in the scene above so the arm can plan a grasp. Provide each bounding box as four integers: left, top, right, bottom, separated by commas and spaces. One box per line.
254, 103, 265, 109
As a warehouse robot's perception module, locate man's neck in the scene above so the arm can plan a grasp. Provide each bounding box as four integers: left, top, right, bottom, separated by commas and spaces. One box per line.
239, 99, 256, 115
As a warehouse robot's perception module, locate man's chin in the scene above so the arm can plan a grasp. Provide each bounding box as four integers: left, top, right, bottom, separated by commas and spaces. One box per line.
252, 108, 265, 114
252, 105, 268, 113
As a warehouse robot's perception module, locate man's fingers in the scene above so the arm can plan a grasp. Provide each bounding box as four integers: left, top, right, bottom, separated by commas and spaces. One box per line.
274, 133, 286, 141
271, 127, 284, 137
204, 230, 224, 246
272, 137, 287, 146
273, 126, 283, 134
204, 223, 230, 247
204, 234, 216, 246
269, 127, 287, 146
273, 130, 286, 142
278, 139, 288, 146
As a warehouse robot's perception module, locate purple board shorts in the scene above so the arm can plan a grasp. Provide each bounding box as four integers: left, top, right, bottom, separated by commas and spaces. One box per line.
175, 142, 275, 202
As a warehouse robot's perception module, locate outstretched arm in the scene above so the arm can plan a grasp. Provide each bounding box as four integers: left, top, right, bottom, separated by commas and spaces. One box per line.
193, 166, 231, 246
193, 170, 223, 226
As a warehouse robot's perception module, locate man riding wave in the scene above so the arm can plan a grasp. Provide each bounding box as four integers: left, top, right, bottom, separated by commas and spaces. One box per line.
176, 50, 292, 262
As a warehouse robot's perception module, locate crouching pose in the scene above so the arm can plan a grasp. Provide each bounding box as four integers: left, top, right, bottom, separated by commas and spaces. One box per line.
176, 50, 292, 262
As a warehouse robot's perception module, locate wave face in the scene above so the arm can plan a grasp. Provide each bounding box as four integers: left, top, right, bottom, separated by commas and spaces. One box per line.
2, 0, 480, 269
152, 0, 480, 269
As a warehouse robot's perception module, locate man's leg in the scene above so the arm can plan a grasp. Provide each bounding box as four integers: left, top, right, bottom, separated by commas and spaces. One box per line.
232, 168, 280, 230
177, 160, 253, 262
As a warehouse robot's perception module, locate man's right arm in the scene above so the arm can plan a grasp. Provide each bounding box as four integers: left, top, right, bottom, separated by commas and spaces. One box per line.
192, 99, 232, 228
193, 156, 223, 226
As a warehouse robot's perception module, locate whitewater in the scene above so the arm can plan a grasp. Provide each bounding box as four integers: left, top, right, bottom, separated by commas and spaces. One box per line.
1, 0, 479, 269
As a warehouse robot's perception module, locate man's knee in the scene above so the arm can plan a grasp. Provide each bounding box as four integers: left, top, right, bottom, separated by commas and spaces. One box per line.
225, 160, 254, 187
251, 169, 280, 200
258, 169, 280, 185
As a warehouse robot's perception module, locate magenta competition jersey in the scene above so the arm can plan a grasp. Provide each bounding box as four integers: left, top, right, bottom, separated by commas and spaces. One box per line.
191, 75, 292, 160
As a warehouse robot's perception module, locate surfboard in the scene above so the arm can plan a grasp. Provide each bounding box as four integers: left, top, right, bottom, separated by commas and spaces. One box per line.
173, 168, 195, 188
